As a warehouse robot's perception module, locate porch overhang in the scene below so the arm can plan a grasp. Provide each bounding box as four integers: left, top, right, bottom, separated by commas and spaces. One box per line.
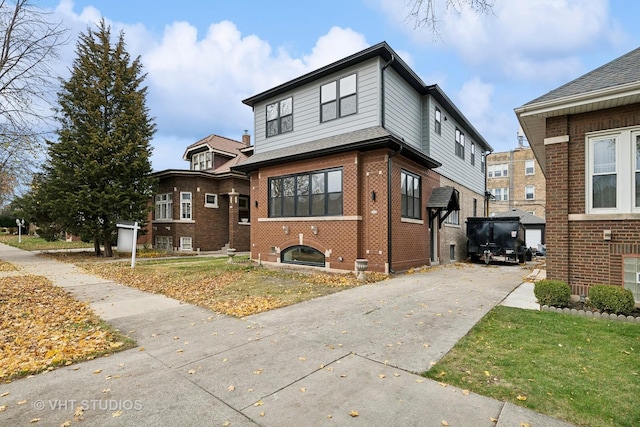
427, 186, 460, 229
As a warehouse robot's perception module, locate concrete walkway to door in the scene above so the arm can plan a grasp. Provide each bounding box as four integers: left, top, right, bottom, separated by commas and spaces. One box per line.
0, 245, 574, 426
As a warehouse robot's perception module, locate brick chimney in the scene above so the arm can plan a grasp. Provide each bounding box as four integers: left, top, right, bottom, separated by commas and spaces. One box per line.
242, 130, 251, 146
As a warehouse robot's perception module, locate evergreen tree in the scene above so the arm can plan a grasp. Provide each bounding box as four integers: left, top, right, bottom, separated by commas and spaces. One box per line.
44, 19, 156, 256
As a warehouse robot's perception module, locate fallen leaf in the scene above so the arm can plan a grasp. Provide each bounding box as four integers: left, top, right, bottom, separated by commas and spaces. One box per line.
102, 388, 111, 393
484, 370, 490, 376
60, 421, 72, 427
188, 369, 196, 375
17, 400, 27, 405
520, 423, 531, 427
349, 410, 359, 417
112, 410, 123, 417
227, 385, 235, 392
260, 411, 265, 417
299, 387, 306, 393
0, 392, 9, 397
254, 400, 264, 407
29, 418, 41, 423
490, 417, 498, 423
517, 395, 527, 401
299, 357, 307, 361
0, 405, 7, 412
393, 373, 401, 377
93, 369, 102, 374
223, 422, 231, 427
176, 349, 183, 354
378, 374, 386, 379
462, 390, 470, 395
253, 369, 263, 375
441, 421, 449, 426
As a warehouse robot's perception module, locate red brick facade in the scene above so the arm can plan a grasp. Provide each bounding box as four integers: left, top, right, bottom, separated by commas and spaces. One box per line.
153, 174, 250, 252
249, 149, 437, 273
545, 104, 640, 295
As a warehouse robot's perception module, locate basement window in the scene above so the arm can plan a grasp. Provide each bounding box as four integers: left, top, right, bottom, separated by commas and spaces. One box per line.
281, 245, 325, 267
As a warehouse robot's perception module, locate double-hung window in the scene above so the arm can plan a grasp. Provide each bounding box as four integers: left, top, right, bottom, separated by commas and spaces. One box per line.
481, 152, 485, 173
180, 192, 192, 220
470, 143, 476, 166
434, 107, 442, 134
269, 168, 343, 217
266, 97, 293, 137
155, 193, 172, 220
192, 152, 211, 170
320, 74, 357, 122
455, 128, 465, 159
525, 159, 535, 175
491, 188, 509, 201
525, 185, 535, 200
583, 130, 640, 213
401, 170, 421, 219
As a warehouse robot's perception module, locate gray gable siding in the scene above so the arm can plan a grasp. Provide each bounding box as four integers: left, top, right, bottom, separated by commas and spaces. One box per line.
252, 58, 381, 155
383, 67, 422, 150
426, 96, 485, 195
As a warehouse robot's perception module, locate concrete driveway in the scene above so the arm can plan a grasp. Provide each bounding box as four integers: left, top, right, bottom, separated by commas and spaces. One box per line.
0, 245, 574, 426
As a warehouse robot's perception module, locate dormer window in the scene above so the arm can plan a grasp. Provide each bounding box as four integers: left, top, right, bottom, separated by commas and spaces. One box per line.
321, 73, 357, 122
266, 96, 293, 137
192, 151, 211, 170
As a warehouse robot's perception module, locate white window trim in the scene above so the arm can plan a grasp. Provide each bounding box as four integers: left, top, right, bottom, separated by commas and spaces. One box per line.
525, 160, 535, 175
584, 129, 639, 214
204, 193, 219, 208
180, 236, 193, 251
525, 185, 535, 200
180, 192, 193, 220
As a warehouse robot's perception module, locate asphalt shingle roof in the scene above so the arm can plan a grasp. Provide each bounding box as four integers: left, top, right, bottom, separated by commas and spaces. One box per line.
525, 47, 640, 105
492, 209, 545, 225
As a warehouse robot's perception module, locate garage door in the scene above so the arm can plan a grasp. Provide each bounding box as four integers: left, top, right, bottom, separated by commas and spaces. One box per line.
526, 229, 542, 249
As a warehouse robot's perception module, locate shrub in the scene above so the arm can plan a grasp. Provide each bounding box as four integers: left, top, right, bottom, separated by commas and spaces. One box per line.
533, 279, 571, 307
588, 285, 635, 316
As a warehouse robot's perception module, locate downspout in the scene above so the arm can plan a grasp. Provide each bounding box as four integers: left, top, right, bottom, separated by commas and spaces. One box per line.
381, 54, 396, 273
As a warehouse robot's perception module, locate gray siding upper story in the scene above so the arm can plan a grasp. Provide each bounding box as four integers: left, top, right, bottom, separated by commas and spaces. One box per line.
252, 58, 381, 154
426, 96, 487, 195
242, 42, 491, 195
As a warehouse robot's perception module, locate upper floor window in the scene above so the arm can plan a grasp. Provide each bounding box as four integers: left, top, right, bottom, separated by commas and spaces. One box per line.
488, 164, 508, 178
320, 74, 357, 122
455, 128, 465, 159
266, 96, 293, 137
434, 107, 442, 135
155, 193, 172, 220
180, 192, 192, 220
269, 168, 343, 217
491, 188, 509, 201
525, 185, 535, 200
192, 151, 212, 170
525, 159, 535, 175
481, 152, 485, 173
401, 170, 421, 219
471, 143, 476, 166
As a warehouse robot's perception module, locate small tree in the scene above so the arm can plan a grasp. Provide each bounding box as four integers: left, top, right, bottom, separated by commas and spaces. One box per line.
43, 19, 156, 256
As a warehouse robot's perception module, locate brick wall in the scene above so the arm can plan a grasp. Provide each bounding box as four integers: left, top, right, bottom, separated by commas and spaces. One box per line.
153, 175, 249, 251
249, 148, 437, 273
545, 103, 640, 296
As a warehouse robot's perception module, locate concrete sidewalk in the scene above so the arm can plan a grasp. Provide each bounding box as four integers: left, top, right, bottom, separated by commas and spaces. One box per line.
0, 245, 573, 426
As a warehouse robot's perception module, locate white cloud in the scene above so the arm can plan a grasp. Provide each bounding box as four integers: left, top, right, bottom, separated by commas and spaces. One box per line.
377, 0, 625, 83
44, 2, 373, 170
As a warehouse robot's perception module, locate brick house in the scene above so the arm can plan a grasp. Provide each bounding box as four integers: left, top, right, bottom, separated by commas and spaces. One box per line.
515, 46, 640, 301
487, 141, 546, 220
233, 42, 491, 273
151, 134, 252, 252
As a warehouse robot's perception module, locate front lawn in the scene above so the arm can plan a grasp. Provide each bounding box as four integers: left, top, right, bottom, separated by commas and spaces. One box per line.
0, 275, 134, 381
0, 235, 93, 251
424, 306, 640, 427
58, 254, 388, 317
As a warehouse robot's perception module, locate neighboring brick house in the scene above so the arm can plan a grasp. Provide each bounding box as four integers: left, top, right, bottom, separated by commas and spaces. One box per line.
151, 134, 252, 252
516, 46, 640, 301
233, 42, 492, 273
487, 140, 546, 219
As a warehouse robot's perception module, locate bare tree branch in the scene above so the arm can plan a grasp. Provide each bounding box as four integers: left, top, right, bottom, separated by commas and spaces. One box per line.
0, 0, 68, 205
406, 0, 495, 37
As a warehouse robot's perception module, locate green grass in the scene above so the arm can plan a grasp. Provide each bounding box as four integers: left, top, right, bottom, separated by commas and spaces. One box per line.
0, 234, 93, 251
424, 306, 640, 427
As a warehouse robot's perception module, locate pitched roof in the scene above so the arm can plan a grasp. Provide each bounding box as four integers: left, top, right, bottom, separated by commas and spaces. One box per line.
182, 134, 249, 160
492, 209, 545, 225
232, 126, 441, 173
515, 47, 640, 174
242, 42, 492, 152
525, 47, 640, 105
427, 186, 459, 209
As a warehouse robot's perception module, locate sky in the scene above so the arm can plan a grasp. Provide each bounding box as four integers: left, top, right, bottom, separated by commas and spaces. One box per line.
35, 0, 640, 172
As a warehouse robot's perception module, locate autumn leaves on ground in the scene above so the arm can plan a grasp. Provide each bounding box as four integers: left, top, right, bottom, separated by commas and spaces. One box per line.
0, 248, 386, 381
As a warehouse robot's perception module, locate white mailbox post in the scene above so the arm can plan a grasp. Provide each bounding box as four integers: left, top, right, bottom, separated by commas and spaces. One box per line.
116, 221, 140, 268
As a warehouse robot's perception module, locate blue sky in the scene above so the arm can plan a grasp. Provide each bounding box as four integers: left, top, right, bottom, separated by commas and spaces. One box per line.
37, 0, 640, 171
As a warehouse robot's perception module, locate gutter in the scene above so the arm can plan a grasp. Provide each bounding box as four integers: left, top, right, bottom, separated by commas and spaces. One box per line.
381, 54, 396, 274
